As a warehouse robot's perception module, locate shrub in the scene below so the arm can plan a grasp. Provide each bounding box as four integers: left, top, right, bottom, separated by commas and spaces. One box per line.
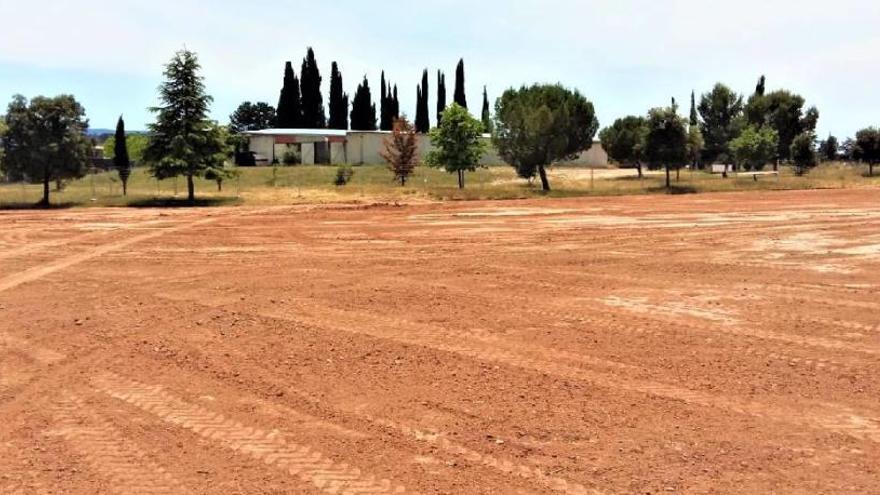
282, 149, 301, 165
334, 164, 354, 186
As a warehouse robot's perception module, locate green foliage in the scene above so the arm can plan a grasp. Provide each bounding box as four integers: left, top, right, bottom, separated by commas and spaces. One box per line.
380, 72, 391, 131
328, 62, 349, 130
698, 83, 744, 164
282, 149, 301, 165
415, 70, 430, 133
114, 116, 132, 195
687, 124, 705, 168
276, 61, 302, 128
454, 59, 467, 109
854, 127, 880, 176
144, 50, 227, 202
730, 125, 779, 171
790, 132, 818, 175
493, 84, 598, 191
644, 106, 688, 188
350, 77, 377, 131
229, 101, 276, 133
818, 135, 839, 161
599, 116, 647, 171
745, 84, 819, 161
299, 47, 326, 128
436, 70, 447, 126
333, 164, 354, 186
481, 86, 493, 134
102, 134, 149, 162
689, 91, 698, 126
1, 94, 91, 205
205, 163, 240, 191
426, 103, 485, 188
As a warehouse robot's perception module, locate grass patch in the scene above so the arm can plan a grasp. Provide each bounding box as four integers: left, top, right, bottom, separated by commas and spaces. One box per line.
1, 162, 877, 209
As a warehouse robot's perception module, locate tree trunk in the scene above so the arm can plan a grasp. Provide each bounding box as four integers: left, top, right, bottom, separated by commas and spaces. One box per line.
401, 176, 406, 187
676, 167, 680, 182
665, 165, 671, 189
122, 179, 128, 196
636, 161, 643, 179
870, 163, 875, 177
217, 180, 223, 192
538, 165, 551, 191
40, 177, 50, 206
187, 174, 195, 203
457, 170, 464, 189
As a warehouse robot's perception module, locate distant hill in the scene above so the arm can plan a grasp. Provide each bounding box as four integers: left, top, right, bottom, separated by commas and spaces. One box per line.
87, 128, 148, 137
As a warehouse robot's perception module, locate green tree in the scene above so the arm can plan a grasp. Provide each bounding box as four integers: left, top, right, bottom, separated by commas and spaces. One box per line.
229, 101, 276, 133
114, 116, 132, 195
790, 132, 818, 176
328, 62, 349, 130
299, 47, 325, 128
144, 50, 226, 202
643, 106, 688, 189
854, 127, 880, 176
481, 86, 493, 133
599, 116, 647, 178
818, 135, 839, 161
102, 134, 148, 162
436, 70, 447, 126
493, 84, 598, 191
415, 70, 430, 133
1, 94, 91, 206
729, 125, 779, 172
453, 59, 467, 109
380, 71, 392, 131
687, 124, 705, 171
698, 83, 744, 164
350, 77, 377, 131
762, 90, 818, 161
689, 91, 698, 126
426, 103, 485, 189
276, 61, 302, 128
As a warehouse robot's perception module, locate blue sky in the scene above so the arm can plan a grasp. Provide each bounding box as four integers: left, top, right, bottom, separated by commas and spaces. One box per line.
1, 0, 878, 138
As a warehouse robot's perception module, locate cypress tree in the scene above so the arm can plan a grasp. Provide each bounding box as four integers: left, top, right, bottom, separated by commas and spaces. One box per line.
329, 62, 348, 130
300, 47, 326, 128
481, 86, 492, 133
277, 61, 302, 128
380, 71, 392, 131
350, 76, 377, 131
437, 70, 447, 125
392, 85, 400, 121
453, 59, 467, 109
114, 116, 132, 196
755, 75, 766, 97
415, 70, 430, 133
415, 85, 425, 133
689, 91, 698, 126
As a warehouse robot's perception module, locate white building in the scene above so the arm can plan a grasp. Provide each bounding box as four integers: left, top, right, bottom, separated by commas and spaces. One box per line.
244, 129, 608, 167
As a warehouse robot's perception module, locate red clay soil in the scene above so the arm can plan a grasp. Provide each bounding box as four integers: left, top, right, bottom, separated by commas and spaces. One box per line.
1, 188, 879, 494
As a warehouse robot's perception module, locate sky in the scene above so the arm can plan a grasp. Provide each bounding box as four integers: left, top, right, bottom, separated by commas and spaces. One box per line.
1, 0, 878, 139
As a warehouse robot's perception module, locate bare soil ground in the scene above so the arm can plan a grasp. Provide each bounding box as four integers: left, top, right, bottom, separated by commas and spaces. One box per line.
1, 188, 879, 494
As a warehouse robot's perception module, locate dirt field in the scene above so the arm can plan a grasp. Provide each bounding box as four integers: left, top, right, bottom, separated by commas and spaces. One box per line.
1, 188, 879, 494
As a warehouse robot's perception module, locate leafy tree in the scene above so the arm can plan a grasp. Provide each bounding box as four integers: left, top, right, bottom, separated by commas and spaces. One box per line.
381, 117, 419, 185
143, 50, 227, 202
790, 132, 818, 175
818, 135, 838, 161
481, 86, 493, 133
854, 127, 880, 176
840, 137, 857, 161
299, 47, 325, 128
114, 116, 132, 195
493, 84, 598, 191
437, 70, 447, 125
689, 91, 698, 126
687, 124, 705, 171
644, 106, 688, 189
229, 101, 276, 133
426, 103, 485, 189
1, 94, 91, 205
599, 116, 647, 178
328, 62, 349, 130
698, 83, 744, 164
276, 62, 302, 128
350, 77, 377, 131
453, 59, 467, 109
761, 90, 818, 161
415, 70, 430, 133
729, 125, 779, 172
102, 134, 148, 162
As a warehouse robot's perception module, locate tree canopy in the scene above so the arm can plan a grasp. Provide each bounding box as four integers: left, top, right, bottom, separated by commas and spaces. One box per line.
114, 116, 132, 195
729, 125, 779, 171
493, 84, 598, 191
350, 77, 377, 131
481, 86, 493, 133
381, 117, 419, 186
644, 106, 688, 188
698, 83, 744, 164
276, 62, 302, 128
299, 47, 326, 128
436, 70, 447, 126
790, 132, 818, 175
1, 94, 91, 205
453, 59, 467, 109
415, 70, 430, 133
426, 103, 485, 189
143, 50, 227, 202
229, 101, 276, 133
818, 135, 838, 161
599, 116, 648, 177
854, 127, 880, 176
328, 62, 349, 130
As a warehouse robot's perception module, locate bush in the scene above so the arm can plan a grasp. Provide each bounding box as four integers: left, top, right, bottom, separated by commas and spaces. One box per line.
282, 149, 301, 165
334, 164, 354, 186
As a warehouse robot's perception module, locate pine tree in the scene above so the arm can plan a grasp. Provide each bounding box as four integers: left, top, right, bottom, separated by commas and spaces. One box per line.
276, 61, 302, 128
689, 91, 698, 126
300, 47, 326, 128
328, 62, 348, 130
114, 116, 132, 196
415, 70, 430, 133
454, 59, 467, 109
350, 76, 377, 131
437, 70, 447, 125
481, 87, 493, 133
380, 71, 392, 131
755, 75, 766, 97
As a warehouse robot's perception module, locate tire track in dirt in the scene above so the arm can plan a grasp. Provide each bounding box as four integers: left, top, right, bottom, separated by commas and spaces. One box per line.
93, 372, 412, 495
47, 393, 190, 494
244, 300, 880, 444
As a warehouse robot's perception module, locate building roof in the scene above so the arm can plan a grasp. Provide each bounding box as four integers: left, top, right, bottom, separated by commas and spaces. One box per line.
244, 128, 348, 137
